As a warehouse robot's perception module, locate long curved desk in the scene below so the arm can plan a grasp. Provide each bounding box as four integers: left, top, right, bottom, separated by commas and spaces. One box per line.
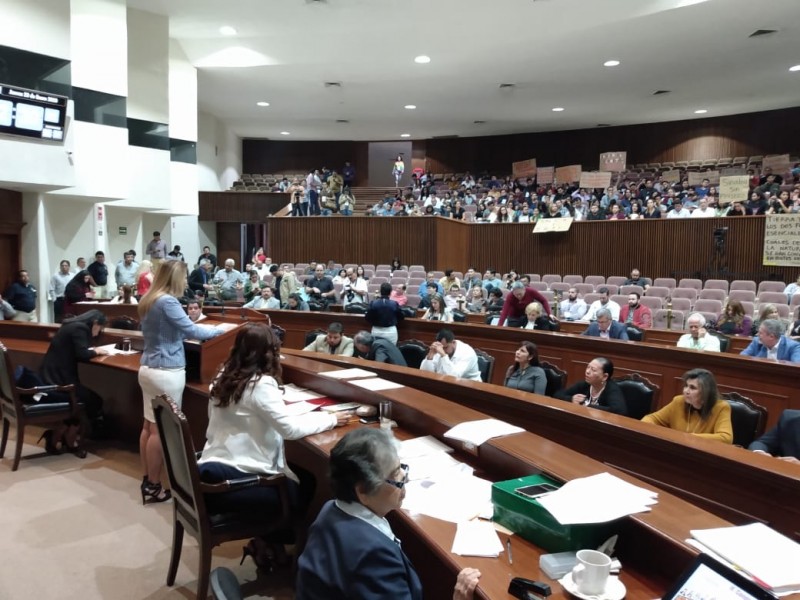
1, 321, 783, 599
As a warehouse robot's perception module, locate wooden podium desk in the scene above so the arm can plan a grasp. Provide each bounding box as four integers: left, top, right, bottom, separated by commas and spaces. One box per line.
285, 349, 800, 543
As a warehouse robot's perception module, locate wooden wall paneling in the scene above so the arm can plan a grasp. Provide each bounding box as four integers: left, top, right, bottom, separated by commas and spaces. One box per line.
0, 188, 23, 289
199, 191, 289, 222
216, 222, 243, 267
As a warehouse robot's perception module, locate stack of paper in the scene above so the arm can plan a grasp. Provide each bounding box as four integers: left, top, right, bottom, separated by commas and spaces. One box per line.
451, 520, 505, 557
282, 384, 325, 403
318, 367, 376, 380
94, 343, 138, 356
402, 472, 493, 523
537, 472, 658, 524
443, 419, 525, 446
399, 435, 454, 459
350, 377, 404, 391
690, 523, 800, 594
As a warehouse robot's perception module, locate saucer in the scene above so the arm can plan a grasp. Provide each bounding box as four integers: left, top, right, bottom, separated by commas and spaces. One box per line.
559, 572, 626, 600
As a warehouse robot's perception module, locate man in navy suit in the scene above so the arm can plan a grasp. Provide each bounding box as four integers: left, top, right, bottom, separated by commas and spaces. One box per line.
749, 409, 800, 463
740, 319, 800, 363
581, 308, 629, 340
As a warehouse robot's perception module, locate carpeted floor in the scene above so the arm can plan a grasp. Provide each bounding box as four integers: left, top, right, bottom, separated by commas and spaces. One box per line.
0, 430, 295, 599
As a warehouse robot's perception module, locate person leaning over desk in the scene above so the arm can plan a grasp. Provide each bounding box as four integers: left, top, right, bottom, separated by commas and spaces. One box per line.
641, 368, 732, 444
296, 428, 481, 600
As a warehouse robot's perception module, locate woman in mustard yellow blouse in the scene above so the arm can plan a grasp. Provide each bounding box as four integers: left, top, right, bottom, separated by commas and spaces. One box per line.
642, 369, 733, 444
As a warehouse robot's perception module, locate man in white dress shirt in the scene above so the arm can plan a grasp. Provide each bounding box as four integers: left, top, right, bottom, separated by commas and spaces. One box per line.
677, 313, 721, 352
420, 328, 482, 381
585, 287, 621, 322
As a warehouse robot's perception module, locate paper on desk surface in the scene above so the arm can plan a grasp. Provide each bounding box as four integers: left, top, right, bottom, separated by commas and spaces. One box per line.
350, 377, 404, 391
443, 419, 525, 446
451, 520, 504, 557
94, 343, 138, 356
318, 367, 376, 380
403, 472, 492, 524
282, 384, 325, 403
537, 472, 658, 525
281, 401, 320, 416
399, 435, 454, 459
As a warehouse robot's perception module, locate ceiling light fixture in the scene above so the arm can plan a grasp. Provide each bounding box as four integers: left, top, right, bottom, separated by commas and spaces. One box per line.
400, 133, 411, 138
256, 101, 270, 107
790, 65, 800, 72
694, 109, 708, 114
414, 55, 431, 64
552, 107, 565, 112
280, 131, 290, 135
219, 25, 237, 36
604, 60, 620, 67
404, 104, 417, 110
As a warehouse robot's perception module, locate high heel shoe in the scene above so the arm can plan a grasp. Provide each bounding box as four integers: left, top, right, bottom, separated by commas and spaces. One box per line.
240, 539, 275, 572
141, 480, 172, 505
37, 430, 61, 455
60, 432, 87, 459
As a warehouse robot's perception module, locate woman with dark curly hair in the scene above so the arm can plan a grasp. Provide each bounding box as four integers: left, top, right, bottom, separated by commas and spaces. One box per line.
716, 299, 752, 335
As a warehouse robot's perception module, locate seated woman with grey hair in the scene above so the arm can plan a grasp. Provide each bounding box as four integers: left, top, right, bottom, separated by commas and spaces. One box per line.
296, 428, 481, 600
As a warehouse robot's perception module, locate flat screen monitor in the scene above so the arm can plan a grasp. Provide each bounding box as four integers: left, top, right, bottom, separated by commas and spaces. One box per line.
0, 82, 68, 142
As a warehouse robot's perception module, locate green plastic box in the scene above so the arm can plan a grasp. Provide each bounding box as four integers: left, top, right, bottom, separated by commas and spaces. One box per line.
492, 474, 619, 553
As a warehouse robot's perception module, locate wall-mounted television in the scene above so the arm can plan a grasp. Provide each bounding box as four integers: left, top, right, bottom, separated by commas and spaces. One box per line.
0, 82, 68, 142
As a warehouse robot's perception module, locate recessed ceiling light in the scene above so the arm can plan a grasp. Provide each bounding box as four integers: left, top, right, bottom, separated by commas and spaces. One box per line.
404, 104, 417, 110
400, 133, 411, 138
552, 107, 565, 112
219, 25, 237, 36
694, 109, 708, 114
604, 60, 620, 67
790, 65, 800, 72
414, 55, 431, 64
280, 131, 290, 135
256, 101, 270, 107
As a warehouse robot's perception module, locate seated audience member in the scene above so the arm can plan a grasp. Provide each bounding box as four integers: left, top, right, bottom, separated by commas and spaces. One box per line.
189, 259, 213, 295
749, 409, 800, 463
485, 288, 505, 313
740, 319, 800, 362
666, 199, 690, 218
585, 287, 621, 321
4, 269, 38, 322
750, 303, 779, 336
642, 198, 662, 218
287, 292, 310, 311
554, 357, 626, 415
790, 306, 800, 340
243, 285, 280, 309
214, 259, 245, 301
296, 428, 481, 600
186, 299, 206, 322
418, 272, 444, 297
523, 302, 556, 330
303, 322, 354, 356
560, 287, 588, 321
465, 286, 487, 313
497, 281, 551, 327
726, 201, 747, 217
332, 269, 347, 285
677, 313, 721, 352
691, 198, 716, 218
482, 270, 502, 291
40, 309, 110, 444
716, 299, 752, 335
110, 284, 137, 304
353, 331, 407, 366
438, 269, 462, 291
198, 323, 348, 569
619, 292, 652, 329
304, 264, 336, 309
642, 368, 733, 443
783, 275, 800, 303
582, 308, 629, 340
421, 293, 454, 322
243, 270, 266, 302
365, 282, 405, 344
462, 268, 483, 291
420, 328, 482, 381
417, 282, 438, 310
504, 341, 546, 395
63, 270, 96, 315
389, 284, 407, 306
443, 284, 466, 312
340, 267, 369, 308
623, 269, 652, 291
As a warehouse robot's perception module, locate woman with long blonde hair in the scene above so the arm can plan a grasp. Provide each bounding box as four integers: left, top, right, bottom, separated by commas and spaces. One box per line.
137, 260, 223, 503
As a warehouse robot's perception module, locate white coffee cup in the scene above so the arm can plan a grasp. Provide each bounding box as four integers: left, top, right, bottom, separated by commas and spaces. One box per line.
571, 549, 611, 595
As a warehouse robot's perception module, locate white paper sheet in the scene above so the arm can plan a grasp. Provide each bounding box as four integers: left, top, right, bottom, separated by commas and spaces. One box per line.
94, 343, 138, 356
402, 473, 493, 523
281, 384, 325, 403
281, 401, 320, 416
350, 378, 404, 391
399, 436, 454, 459
443, 419, 525, 446
451, 520, 504, 557
318, 367, 377, 380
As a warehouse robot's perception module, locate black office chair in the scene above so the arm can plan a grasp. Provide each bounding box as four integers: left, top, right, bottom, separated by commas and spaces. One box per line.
721, 392, 767, 447
625, 325, 645, 342
451, 309, 467, 323
152, 395, 295, 600
540, 361, 567, 398
304, 328, 326, 348
400, 306, 417, 318
707, 330, 730, 352
615, 373, 659, 420
474, 348, 495, 383
484, 312, 501, 325
210, 567, 243, 600
397, 339, 429, 370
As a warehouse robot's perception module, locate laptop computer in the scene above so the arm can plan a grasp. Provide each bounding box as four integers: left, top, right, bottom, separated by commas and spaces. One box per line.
662, 554, 777, 600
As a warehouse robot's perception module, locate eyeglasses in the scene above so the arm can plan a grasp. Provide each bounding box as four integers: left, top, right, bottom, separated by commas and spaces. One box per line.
384, 464, 409, 490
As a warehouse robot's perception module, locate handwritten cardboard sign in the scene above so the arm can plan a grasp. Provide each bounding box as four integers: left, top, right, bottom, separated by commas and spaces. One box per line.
599, 151, 627, 172
719, 176, 751, 204
763, 214, 800, 266
555, 165, 582, 184
512, 158, 537, 179
534, 217, 573, 233
762, 154, 791, 175
688, 170, 720, 186
661, 170, 681, 184
579, 171, 612, 189
538, 166, 554, 185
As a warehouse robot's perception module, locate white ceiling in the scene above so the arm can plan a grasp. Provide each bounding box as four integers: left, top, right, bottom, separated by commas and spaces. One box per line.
127, 0, 800, 141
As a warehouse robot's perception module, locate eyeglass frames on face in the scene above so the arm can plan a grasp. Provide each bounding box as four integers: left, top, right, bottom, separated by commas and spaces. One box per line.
384, 464, 409, 489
